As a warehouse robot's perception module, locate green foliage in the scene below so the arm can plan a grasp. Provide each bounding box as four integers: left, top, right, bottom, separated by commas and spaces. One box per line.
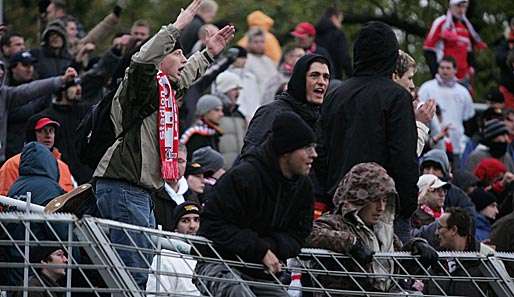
4, 0, 514, 99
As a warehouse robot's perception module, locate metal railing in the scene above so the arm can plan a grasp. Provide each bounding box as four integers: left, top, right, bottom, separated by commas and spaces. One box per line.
1, 211, 513, 297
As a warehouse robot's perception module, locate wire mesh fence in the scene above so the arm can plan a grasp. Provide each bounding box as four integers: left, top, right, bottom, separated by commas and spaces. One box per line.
1, 211, 513, 297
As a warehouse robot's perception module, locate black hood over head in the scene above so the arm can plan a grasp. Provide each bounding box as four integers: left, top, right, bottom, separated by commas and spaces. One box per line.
352, 21, 399, 77
287, 54, 330, 103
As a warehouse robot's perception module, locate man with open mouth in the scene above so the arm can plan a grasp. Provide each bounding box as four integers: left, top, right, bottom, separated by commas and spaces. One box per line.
92, 0, 235, 288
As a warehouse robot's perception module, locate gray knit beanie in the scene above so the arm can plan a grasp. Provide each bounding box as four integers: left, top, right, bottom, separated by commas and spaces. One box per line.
196, 95, 223, 116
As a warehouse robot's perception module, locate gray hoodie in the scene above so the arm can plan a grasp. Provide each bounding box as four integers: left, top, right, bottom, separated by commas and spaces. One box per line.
0, 60, 63, 162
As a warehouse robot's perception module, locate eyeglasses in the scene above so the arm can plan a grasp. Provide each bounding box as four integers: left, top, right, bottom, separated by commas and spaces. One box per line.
428, 188, 447, 195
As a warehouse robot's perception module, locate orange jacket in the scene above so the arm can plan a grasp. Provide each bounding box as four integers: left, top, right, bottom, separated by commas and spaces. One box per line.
0, 148, 74, 196
238, 10, 282, 64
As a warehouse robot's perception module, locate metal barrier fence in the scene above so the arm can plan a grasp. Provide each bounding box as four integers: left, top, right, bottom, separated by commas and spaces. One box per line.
1, 212, 514, 297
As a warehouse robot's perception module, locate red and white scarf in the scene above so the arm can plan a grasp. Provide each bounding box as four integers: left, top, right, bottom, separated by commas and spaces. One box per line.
157, 71, 180, 181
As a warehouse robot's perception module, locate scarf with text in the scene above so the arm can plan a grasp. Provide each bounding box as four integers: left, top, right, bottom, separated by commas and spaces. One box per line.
157, 70, 180, 181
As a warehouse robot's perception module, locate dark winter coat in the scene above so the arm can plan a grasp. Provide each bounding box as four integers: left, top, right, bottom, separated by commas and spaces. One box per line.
180, 15, 205, 56
315, 17, 352, 79
5, 94, 52, 159
0, 61, 63, 162
495, 38, 514, 95
39, 103, 92, 184
197, 141, 314, 280
241, 54, 328, 155
316, 21, 418, 218
30, 21, 73, 79
424, 243, 493, 297
490, 212, 514, 276
14, 273, 63, 297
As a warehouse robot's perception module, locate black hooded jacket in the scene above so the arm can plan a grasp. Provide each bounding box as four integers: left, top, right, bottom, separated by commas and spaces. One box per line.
30, 20, 73, 79
197, 141, 314, 279
241, 54, 329, 155
316, 22, 418, 218
315, 17, 352, 80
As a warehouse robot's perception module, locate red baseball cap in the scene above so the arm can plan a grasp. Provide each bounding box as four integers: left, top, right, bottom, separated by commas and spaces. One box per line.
34, 117, 60, 130
291, 22, 316, 37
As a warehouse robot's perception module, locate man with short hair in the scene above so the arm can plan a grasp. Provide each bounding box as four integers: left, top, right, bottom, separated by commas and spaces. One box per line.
93, 0, 234, 288
392, 49, 436, 157
418, 56, 475, 168
195, 112, 317, 297
317, 22, 418, 242
315, 7, 352, 79
131, 19, 151, 43
425, 207, 492, 296
146, 201, 202, 296
181, 0, 218, 55
0, 32, 25, 66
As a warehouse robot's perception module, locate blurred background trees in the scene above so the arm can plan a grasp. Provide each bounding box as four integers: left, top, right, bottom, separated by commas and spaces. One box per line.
5, 0, 514, 99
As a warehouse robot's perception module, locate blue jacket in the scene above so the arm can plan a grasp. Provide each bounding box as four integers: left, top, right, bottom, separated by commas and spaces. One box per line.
475, 213, 492, 242
8, 141, 64, 205
5, 142, 65, 287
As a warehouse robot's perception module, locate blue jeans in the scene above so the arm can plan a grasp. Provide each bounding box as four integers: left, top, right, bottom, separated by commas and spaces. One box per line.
96, 178, 155, 289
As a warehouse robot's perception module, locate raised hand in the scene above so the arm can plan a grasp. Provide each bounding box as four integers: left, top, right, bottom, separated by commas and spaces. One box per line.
173, 0, 203, 31
206, 25, 236, 57
61, 67, 78, 83
415, 99, 436, 125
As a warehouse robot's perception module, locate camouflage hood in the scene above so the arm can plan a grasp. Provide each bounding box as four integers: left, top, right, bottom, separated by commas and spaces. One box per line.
333, 162, 398, 223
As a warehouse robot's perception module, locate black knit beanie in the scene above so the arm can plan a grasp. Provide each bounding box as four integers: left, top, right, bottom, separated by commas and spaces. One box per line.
469, 188, 497, 212
271, 112, 315, 155
171, 201, 201, 230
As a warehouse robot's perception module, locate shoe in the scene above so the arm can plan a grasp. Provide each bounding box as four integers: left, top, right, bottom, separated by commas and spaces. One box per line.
44, 184, 94, 215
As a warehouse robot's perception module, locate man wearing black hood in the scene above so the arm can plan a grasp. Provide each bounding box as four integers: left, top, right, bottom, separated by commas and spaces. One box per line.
195, 112, 316, 297
241, 53, 330, 155
317, 22, 418, 242
30, 20, 74, 79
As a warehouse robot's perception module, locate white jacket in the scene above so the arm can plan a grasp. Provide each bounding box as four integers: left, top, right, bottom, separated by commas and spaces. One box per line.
146, 249, 200, 296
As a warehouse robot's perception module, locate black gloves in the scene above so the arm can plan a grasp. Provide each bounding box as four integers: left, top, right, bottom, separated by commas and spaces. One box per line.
349, 240, 374, 266
410, 240, 439, 267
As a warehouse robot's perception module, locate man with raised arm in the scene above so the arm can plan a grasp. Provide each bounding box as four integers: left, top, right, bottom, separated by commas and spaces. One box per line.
93, 0, 234, 287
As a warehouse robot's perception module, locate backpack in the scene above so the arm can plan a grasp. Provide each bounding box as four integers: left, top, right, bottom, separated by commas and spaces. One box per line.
75, 88, 118, 169
75, 87, 155, 169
